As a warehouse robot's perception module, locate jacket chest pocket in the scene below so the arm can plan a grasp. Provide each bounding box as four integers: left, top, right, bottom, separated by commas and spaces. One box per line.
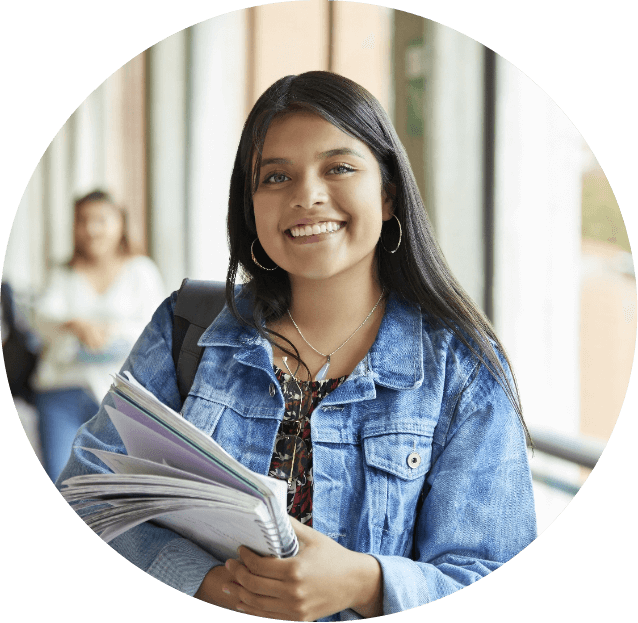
363, 431, 433, 537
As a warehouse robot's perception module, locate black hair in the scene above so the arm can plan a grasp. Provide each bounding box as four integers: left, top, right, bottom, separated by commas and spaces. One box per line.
225, 71, 529, 443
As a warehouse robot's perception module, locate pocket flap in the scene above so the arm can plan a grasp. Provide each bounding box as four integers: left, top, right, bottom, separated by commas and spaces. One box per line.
363, 432, 432, 480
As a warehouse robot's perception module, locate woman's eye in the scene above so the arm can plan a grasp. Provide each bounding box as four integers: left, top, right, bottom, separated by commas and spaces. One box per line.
264, 172, 290, 184
263, 164, 355, 184
329, 163, 355, 175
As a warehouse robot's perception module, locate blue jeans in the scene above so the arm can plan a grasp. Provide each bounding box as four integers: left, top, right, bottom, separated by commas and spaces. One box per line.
35, 387, 99, 482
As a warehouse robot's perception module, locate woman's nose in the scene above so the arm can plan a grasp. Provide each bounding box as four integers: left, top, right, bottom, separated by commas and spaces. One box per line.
85, 220, 105, 237
290, 174, 327, 209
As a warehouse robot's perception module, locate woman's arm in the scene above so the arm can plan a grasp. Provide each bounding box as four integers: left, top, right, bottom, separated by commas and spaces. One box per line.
63, 318, 111, 349
34, 268, 112, 351
57, 294, 223, 596
33, 268, 76, 343
36, 258, 165, 353
369, 359, 536, 613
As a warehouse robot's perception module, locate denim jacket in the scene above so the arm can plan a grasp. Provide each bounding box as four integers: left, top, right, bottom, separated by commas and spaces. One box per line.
58, 289, 536, 619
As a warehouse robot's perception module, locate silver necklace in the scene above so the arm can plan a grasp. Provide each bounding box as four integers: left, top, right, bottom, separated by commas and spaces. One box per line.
287, 290, 385, 381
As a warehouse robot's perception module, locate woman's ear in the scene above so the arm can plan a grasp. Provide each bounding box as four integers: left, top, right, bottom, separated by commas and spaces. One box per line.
382, 183, 396, 221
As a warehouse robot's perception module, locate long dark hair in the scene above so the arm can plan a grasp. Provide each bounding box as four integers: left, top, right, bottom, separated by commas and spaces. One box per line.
226, 71, 529, 443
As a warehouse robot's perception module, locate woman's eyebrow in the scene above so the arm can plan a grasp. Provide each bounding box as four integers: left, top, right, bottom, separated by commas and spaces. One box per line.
260, 148, 365, 169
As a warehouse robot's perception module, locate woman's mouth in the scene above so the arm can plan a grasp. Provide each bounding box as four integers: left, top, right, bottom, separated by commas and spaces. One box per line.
285, 221, 345, 239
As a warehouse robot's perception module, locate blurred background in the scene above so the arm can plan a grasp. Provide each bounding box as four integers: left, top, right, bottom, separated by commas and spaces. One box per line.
1, 1, 635, 530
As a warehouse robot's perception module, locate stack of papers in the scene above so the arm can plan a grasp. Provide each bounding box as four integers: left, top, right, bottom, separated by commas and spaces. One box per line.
60, 371, 298, 562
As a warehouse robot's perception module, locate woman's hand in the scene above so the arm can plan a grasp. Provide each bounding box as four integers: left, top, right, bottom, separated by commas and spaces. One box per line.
222, 517, 383, 620
63, 319, 110, 350
194, 564, 246, 611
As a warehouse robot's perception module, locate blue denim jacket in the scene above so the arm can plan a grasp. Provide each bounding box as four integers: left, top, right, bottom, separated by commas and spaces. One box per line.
58, 289, 536, 619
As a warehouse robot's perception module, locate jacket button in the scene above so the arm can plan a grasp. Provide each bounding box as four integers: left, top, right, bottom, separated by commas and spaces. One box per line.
407, 452, 421, 468
269, 383, 276, 397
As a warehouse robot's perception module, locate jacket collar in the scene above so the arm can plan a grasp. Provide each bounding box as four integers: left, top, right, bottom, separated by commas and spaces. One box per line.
198, 288, 424, 390
368, 293, 424, 389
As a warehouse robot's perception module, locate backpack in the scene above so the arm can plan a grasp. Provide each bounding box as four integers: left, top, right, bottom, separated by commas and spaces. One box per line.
172, 278, 227, 403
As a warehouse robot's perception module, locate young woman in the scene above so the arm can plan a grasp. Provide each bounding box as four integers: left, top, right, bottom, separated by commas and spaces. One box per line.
33, 190, 165, 481
58, 73, 536, 620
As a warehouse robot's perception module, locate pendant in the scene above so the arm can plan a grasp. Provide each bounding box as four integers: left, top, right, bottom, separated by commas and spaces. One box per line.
314, 356, 331, 381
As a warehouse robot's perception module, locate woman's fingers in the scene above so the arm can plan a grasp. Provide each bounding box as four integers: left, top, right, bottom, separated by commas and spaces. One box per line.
226, 558, 284, 596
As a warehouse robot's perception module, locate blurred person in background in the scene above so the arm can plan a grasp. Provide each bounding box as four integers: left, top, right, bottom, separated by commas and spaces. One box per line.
1, 281, 41, 403
2, 281, 43, 459
32, 190, 164, 481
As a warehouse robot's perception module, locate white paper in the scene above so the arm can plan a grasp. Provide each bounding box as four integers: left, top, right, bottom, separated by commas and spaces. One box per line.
59, 372, 298, 560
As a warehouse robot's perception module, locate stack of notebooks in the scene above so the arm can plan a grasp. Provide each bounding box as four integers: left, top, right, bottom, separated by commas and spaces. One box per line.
60, 371, 298, 562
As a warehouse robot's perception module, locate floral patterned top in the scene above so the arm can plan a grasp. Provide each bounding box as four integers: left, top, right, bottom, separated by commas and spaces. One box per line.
268, 365, 347, 527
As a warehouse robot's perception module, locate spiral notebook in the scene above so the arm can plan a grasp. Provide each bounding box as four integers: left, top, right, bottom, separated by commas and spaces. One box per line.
60, 371, 298, 562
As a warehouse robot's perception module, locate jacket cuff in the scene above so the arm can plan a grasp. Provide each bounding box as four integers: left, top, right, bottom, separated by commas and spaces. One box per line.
369, 554, 431, 614
146, 538, 222, 596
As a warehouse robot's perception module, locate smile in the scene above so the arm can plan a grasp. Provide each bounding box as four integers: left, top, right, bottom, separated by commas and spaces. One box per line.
287, 221, 344, 238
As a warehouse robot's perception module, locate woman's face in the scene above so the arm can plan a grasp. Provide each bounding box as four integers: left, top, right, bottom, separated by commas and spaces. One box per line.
252, 112, 393, 284
75, 200, 124, 261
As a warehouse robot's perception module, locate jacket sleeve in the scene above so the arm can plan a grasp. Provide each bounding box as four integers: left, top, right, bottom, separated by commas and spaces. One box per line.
56, 293, 222, 596
368, 359, 537, 615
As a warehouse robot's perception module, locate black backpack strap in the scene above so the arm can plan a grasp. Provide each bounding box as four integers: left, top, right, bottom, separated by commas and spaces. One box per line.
172, 278, 227, 403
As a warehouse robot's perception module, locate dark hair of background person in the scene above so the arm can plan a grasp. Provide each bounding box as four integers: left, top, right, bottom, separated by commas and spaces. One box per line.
68, 189, 132, 267
226, 70, 529, 444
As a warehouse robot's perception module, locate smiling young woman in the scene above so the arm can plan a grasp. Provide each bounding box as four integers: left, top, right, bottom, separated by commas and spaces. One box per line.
252, 111, 394, 380
59, 72, 536, 620
253, 112, 393, 282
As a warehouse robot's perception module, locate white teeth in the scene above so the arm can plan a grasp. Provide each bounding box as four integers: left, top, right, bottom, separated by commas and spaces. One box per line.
289, 221, 343, 237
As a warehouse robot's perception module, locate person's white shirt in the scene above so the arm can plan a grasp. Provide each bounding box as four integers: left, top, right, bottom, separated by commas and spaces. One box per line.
33, 255, 165, 402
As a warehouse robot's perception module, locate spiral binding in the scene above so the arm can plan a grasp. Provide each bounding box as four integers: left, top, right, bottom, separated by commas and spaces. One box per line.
255, 516, 299, 557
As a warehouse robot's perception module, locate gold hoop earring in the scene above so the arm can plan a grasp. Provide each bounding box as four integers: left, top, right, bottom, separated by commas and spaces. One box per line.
251, 238, 278, 271
380, 214, 402, 254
